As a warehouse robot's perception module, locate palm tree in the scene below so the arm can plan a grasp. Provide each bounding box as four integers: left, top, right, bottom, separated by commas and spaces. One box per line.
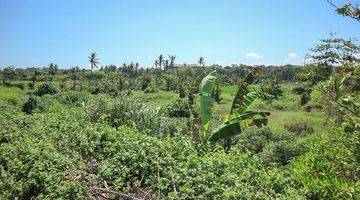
158, 54, 164, 70
88, 52, 99, 72
169, 55, 176, 67
164, 60, 169, 71
198, 57, 205, 67
154, 60, 159, 69
135, 62, 139, 72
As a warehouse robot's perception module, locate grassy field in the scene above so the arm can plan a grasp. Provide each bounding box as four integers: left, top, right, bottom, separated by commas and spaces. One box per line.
0, 86, 24, 104
128, 84, 326, 134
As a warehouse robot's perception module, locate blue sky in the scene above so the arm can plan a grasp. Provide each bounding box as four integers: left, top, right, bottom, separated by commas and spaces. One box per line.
0, 0, 359, 68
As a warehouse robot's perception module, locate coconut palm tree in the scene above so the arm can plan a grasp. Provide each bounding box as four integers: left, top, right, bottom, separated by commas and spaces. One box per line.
88, 52, 99, 72
198, 57, 205, 67
154, 60, 159, 69
135, 62, 139, 72
158, 54, 164, 70
169, 55, 176, 67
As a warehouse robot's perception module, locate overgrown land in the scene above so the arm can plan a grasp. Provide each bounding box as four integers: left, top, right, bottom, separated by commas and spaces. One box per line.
1, 3, 360, 199
0, 34, 359, 199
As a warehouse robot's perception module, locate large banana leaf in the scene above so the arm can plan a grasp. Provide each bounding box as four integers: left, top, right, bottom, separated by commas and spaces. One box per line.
229, 110, 270, 122
198, 71, 217, 136
229, 69, 260, 118
199, 95, 215, 134
209, 110, 270, 142
199, 71, 217, 94
209, 121, 241, 142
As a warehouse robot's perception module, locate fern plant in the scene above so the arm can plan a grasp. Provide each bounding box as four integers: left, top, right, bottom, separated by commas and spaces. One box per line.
195, 67, 270, 144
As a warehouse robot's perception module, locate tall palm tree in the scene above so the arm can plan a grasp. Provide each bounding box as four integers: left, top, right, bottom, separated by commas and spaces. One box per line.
88, 52, 99, 72
135, 62, 139, 72
169, 55, 176, 67
158, 54, 164, 70
198, 57, 205, 67
164, 60, 169, 71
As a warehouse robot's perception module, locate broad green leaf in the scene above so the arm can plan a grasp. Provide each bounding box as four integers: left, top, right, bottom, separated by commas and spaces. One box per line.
229, 110, 270, 122
230, 90, 259, 117
198, 71, 218, 138
229, 69, 260, 117
209, 121, 241, 142
199, 71, 217, 94
199, 95, 215, 134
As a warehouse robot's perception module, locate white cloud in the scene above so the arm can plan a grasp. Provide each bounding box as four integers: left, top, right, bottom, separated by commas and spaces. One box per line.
288, 52, 299, 60
245, 52, 262, 59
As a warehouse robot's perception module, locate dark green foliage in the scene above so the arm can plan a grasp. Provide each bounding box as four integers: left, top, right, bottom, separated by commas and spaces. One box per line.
13, 82, 24, 90
292, 86, 312, 105
259, 80, 283, 100
28, 81, 34, 90
284, 122, 314, 135
1, 80, 24, 89
22, 95, 38, 114
300, 93, 311, 105
211, 83, 222, 103
232, 127, 273, 154
164, 98, 192, 118
231, 128, 307, 166
292, 86, 312, 95
143, 85, 159, 93
34, 83, 58, 96
179, 86, 186, 98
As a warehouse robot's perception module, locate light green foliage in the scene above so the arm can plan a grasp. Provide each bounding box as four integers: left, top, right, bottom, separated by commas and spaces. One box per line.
197, 71, 217, 137
0, 100, 306, 199
0, 55, 358, 199
201, 68, 270, 143
293, 128, 360, 199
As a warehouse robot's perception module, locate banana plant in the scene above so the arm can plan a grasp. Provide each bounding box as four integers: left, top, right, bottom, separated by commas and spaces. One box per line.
196, 67, 270, 143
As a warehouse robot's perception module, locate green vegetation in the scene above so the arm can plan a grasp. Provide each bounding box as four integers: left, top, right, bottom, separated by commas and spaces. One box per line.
0, 18, 359, 200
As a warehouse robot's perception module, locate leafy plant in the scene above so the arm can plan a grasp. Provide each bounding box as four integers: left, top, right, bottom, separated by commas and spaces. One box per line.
195, 68, 270, 144
34, 83, 58, 97
259, 80, 283, 100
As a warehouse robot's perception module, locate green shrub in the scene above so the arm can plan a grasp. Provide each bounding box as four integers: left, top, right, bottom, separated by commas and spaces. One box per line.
144, 86, 159, 93
292, 86, 312, 95
260, 80, 283, 100
164, 98, 192, 118
261, 140, 306, 166
22, 95, 39, 114
231, 127, 273, 154
13, 82, 25, 90
293, 129, 360, 199
284, 122, 314, 135
0, 105, 305, 199
28, 81, 34, 90
53, 91, 90, 107
6, 96, 20, 106
34, 83, 58, 96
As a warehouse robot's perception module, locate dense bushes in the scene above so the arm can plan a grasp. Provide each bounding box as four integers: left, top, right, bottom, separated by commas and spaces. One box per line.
293, 129, 360, 199
0, 101, 306, 199
84, 95, 189, 136
292, 86, 312, 105
232, 127, 307, 166
163, 98, 193, 118
34, 83, 58, 96
260, 80, 283, 100
284, 122, 314, 135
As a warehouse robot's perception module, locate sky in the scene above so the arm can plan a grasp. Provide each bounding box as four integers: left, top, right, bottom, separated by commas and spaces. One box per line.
0, 0, 359, 68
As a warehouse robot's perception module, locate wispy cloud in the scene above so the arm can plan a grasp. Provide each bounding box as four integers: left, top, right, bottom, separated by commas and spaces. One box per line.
288, 52, 299, 60
245, 52, 262, 59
